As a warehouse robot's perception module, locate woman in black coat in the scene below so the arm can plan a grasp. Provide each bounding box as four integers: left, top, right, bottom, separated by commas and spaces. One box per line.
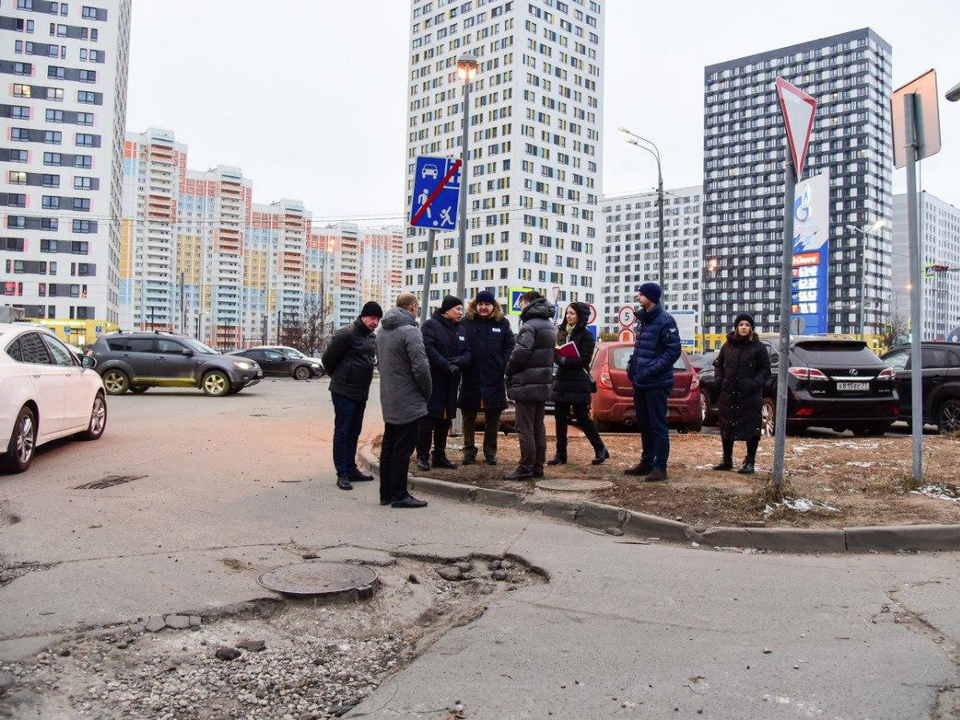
549, 302, 609, 466
417, 295, 471, 470
712, 313, 772, 474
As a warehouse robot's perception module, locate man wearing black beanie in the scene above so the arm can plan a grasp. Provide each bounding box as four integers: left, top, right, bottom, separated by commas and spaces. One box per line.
322, 301, 383, 490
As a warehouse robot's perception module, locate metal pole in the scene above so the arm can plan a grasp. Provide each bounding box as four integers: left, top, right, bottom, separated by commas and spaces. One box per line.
277, 309, 281, 345
420, 229, 436, 325
179, 272, 185, 334
657, 169, 665, 299
456, 79, 470, 302
904, 93, 923, 483
772, 152, 796, 493
859, 240, 866, 340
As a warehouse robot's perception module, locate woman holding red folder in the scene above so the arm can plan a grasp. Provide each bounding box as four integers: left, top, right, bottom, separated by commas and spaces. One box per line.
549, 302, 609, 466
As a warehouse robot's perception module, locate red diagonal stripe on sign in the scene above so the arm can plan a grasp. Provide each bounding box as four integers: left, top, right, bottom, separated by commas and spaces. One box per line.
411, 159, 462, 227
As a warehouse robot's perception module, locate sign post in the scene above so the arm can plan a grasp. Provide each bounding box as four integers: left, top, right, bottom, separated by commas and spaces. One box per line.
891, 69, 941, 484
773, 77, 817, 494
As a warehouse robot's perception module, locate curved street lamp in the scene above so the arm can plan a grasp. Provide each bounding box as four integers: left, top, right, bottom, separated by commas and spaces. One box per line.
618, 127, 665, 296
455, 54, 479, 302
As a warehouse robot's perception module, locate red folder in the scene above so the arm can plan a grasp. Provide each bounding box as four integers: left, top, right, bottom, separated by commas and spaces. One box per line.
556, 341, 580, 359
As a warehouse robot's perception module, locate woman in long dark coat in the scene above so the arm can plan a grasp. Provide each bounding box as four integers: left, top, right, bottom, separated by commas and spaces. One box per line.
417, 295, 471, 470
549, 302, 609, 466
712, 313, 771, 474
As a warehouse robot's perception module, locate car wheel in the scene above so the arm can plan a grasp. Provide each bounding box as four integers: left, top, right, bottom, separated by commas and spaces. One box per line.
936, 399, 960, 435
102, 369, 130, 395
1, 405, 37, 473
293, 365, 311, 381
78, 392, 107, 441
201, 370, 231, 397
761, 397, 776, 436
130, 386, 149, 394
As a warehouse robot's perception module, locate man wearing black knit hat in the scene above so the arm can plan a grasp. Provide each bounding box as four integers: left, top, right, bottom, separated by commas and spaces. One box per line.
417, 295, 471, 470
625, 282, 681, 482
322, 301, 383, 490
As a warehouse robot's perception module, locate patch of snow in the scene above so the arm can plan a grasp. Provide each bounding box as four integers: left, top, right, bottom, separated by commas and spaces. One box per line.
911, 484, 960, 503
845, 461, 874, 468
763, 496, 840, 516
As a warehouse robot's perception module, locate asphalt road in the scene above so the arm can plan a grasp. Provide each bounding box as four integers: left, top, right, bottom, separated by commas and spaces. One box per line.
1, 378, 959, 718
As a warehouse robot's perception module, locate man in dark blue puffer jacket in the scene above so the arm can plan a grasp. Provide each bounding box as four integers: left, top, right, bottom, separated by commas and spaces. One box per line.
625, 282, 681, 481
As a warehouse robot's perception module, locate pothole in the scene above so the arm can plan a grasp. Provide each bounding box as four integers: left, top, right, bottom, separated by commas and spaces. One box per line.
0, 551, 546, 718
72, 475, 147, 491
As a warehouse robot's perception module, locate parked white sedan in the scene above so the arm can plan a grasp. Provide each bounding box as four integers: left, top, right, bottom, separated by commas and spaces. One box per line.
0, 323, 107, 473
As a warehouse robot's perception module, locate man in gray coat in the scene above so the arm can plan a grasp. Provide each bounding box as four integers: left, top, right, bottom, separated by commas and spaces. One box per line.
504, 291, 557, 480
377, 292, 432, 508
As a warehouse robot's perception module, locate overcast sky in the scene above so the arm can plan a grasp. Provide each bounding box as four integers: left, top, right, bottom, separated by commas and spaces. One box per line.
126, 0, 960, 223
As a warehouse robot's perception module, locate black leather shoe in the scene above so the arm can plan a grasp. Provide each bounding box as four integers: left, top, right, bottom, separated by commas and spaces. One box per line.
547, 455, 567, 466
347, 469, 374, 482
416, 458, 431, 471
644, 468, 668, 483
336, 476, 353, 491
380, 498, 392, 506
533, 466, 544, 478
625, 464, 654, 476
432, 457, 458, 470
391, 495, 428, 508
503, 469, 534, 481
462, 455, 476, 466
738, 462, 756, 475
484, 455, 498, 466
713, 460, 734, 471
591, 447, 610, 466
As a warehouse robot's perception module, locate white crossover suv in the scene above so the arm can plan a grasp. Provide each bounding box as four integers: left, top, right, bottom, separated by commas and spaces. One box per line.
0, 323, 107, 473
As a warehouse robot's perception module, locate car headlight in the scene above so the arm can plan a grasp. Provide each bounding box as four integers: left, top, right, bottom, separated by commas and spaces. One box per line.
233, 361, 254, 370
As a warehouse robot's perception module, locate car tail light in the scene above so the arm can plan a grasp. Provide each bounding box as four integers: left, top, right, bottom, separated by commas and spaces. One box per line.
789, 367, 828, 381
598, 361, 613, 390
892, 405, 900, 415
796, 407, 815, 416
876, 368, 895, 381
690, 373, 700, 390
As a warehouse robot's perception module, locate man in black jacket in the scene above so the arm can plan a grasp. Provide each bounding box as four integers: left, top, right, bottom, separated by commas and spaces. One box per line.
321, 301, 382, 490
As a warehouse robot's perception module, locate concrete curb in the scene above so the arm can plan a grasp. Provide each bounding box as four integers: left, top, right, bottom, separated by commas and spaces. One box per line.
358, 444, 960, 554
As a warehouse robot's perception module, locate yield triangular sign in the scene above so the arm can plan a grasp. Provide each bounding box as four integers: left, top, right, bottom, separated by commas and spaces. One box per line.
775, 77, 817, 179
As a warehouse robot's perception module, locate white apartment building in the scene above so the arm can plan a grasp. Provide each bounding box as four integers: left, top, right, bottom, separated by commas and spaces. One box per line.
405, 0, 604, 317
601, 185, 702, 336
313, 222, 362, 330
1, 0, 131, 347
892, 191, 960, 340
361, 227, 403, 311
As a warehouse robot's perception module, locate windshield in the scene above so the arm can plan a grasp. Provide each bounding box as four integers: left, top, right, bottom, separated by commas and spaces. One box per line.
793, 341, 883, 367
608, 346, 686, 371
182, 338, 218, 355
281, 348, 307, 359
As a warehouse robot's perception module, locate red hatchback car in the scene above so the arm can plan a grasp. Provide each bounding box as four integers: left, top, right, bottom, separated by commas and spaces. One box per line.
589, 342, 702, 432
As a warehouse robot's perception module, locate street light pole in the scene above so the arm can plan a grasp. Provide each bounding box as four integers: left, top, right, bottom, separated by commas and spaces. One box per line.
619, 128, 665, 298
455, 53, 478, 303
845, 220, 885, 342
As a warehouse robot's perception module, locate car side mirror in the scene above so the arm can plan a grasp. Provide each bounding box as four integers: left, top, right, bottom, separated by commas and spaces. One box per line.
181, 349, 194, 357
81, 355, 97, 369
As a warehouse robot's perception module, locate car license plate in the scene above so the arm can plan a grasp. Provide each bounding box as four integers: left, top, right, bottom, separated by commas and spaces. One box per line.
837, 382, 869, 391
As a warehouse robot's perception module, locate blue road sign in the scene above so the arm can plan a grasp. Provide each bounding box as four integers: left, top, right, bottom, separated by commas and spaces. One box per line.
508, 287, 532, 316
63, 326, 71, 335
410, 156, 461, 230
95, 325, 103, 335
586, 325, 598, 340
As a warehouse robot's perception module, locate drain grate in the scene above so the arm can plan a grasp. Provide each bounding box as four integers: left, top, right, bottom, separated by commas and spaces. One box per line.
73, 474, 147, 490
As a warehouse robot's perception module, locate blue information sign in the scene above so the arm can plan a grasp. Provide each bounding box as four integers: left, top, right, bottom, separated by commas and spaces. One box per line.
791, 173, 830, 335
410, 156, 461, 231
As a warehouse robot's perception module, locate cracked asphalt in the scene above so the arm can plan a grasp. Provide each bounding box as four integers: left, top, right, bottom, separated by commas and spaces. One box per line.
1, 378, 959, 718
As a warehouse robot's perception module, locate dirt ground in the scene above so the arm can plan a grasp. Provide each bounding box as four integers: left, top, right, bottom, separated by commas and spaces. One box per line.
383, 431, 960, 529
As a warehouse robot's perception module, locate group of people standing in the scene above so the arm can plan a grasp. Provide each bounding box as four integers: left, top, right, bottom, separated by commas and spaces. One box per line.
321, 282, 772, 509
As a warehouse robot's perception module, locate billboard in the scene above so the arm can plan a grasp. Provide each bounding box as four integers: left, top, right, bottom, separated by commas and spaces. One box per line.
672, 309, 696, 348
792, 172, 830, 335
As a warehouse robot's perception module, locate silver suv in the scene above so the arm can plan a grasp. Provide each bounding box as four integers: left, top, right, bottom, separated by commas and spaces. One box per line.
89, 332, 262, 397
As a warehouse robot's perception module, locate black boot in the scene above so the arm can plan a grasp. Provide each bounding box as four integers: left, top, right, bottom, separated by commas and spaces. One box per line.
547, 453, 567, 466
738, 461, 755, 475
432, 456, 457, 470
347, 468, 374, 482
416, 456, 431, 471
591, 447, 610, 466
715, 435, 734, 471
713, 458, 733, 471
336, 476, 353, 491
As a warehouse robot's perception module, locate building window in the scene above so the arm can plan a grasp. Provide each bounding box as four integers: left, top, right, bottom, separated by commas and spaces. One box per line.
74, 176, 93, 190
12, 84, 32, 98
8, 149, 28, 163
46, 108, 64, 122
11, 105, 30, 119
78, 69, 96, 82
75, 133, 98, 147
44, 130, 62, 144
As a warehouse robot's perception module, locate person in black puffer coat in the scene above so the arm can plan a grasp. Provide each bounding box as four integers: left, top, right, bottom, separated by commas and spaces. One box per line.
713, 313, 771, 475
458, 291, 515, 466
416, 295, 471, 470
549, 302, 608, 466
504, 291, 557, 480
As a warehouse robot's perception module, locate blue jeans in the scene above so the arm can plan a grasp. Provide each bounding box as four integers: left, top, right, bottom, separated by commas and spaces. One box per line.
633, 387, 670, 470
331, 393, 366, 477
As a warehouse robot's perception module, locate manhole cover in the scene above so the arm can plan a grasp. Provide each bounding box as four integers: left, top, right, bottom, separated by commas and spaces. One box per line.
73, 474, 147, 490
257, 562, 378, 600
537, 478, 614, 492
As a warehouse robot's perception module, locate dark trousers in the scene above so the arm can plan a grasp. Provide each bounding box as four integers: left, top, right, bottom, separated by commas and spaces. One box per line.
722, 434, 760, 463
514, 400, 546, 473
554, 402, 605, 456
416, 416, 452, 461
634, 387, 670, 470
331, 393, 366, 477
462, 408, 502, 460
379, 419, 420, 503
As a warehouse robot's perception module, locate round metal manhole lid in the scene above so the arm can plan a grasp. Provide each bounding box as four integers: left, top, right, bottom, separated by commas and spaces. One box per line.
257, 562, 378, 599
537, 478, 614, 492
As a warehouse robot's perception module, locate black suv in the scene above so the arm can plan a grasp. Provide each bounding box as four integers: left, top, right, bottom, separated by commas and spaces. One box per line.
228, 346, 323, 380
881, 342, 960, 434
698, 336, 899, 436
89, 332, 263, 397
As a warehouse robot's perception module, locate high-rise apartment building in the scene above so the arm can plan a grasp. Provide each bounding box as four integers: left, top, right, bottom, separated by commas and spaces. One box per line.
362, 227, 403, 312
314, 222, 362, 330
1, 0, 131, 346
700, 28, 892, 348
892, 191, 960, 340
601, 186, 702, 336
404, 0, 604, 315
